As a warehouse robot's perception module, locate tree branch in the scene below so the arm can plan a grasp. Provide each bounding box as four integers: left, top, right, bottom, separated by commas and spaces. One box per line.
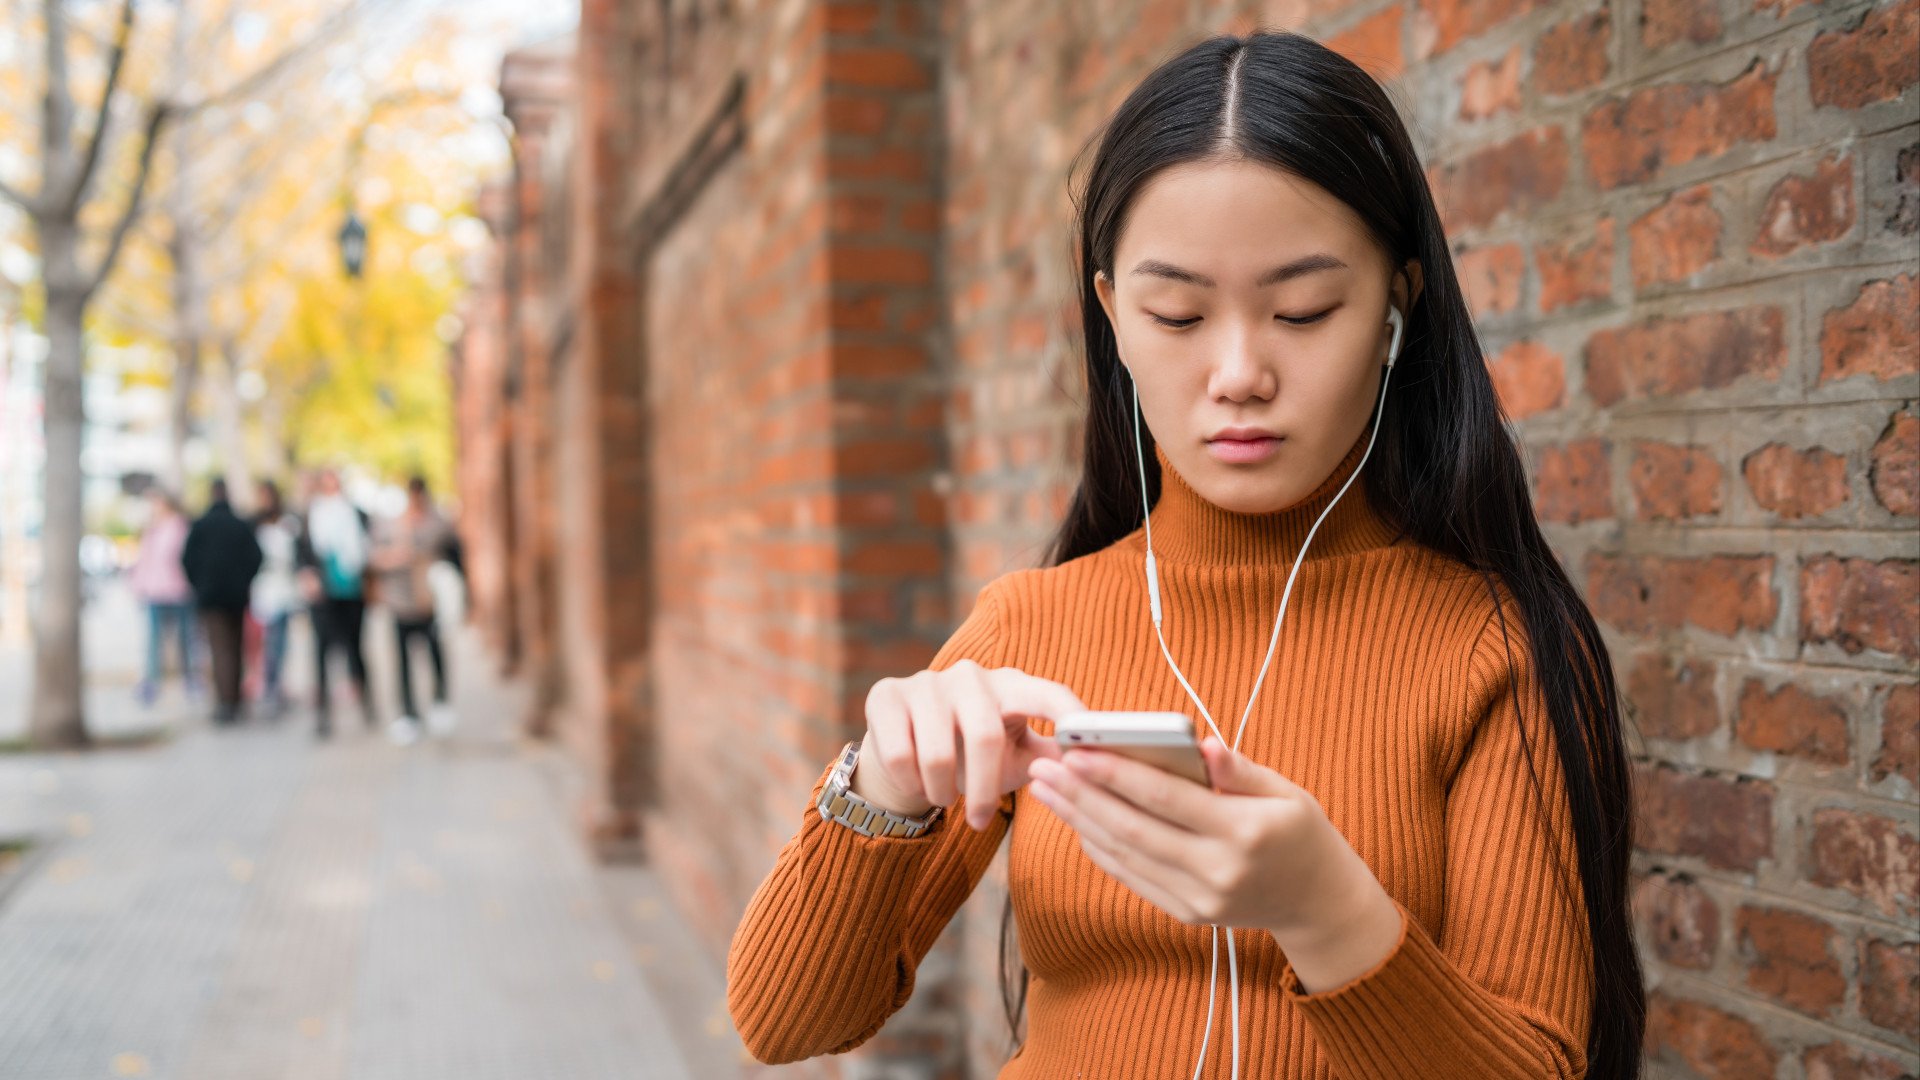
82, 101, 170, 303
42, 0, 74, 178
174, 0, 398, 119
0, 177, 40, 216
63, 0, 136, 217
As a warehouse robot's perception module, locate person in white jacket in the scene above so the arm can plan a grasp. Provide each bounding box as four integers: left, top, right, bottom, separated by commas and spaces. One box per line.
250, 479, 302, 718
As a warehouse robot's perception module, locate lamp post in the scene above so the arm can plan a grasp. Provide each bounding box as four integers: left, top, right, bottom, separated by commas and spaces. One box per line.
337, 209, 367, 278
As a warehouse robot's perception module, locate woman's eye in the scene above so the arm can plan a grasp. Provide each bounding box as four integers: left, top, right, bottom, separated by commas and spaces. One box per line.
1276, 310, 1333, 326
1148, 313, 1200, 329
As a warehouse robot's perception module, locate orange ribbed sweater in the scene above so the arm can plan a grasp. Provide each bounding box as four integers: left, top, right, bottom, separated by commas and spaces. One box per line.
728, 430, 1594, 1078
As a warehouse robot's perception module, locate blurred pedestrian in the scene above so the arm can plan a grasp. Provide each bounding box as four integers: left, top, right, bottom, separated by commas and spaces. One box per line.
182, 479, 263, 725
299, 468, 375, 739
371, 475, 456, 745
128, 488, 199, 707
250, 479, 302, 718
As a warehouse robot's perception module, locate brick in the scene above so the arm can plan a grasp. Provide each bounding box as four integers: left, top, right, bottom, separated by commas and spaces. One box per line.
831, 145, 928, 184
823, 1, 882, 34
843, 538, 943, 576
1734, 679, 1851, 765
1585, 307, 1785, 405
1809, 808, 1920, 918
836, 341, 931, 378
835, 245, 932, 287
1587, 553, 1777, 637
1859, 936, 1920, 1041
1633, 870, 1719, 968
1872, 682, 1918, 789
1535, 220, 1613, 312
1430, 127, 1569, 231
828, 46, 932, 91
1800, 557, 1920, 660
1820, 275, 1920, 383
1802, 1041, 1917, 1080
829, 193, 894, 235
830, 291, 890, 331
1645, 992, 1780, 1077
1532, 9, 1610, 95
1866, 407, 1912, 518
1641, 0, 1722, 49
1629, 186, 1722, 288
1808, 0, 1920, 109
1627, 653, 1719, 739
1736, 905, 1846, 1016
1460, 47, 1522, 119
1630, 441, 1722, 521
1743, 443, 1851, 520
1327, 6, 1404, 81
1634, 762, 1774, 870
1417, 0, 1550, 54
824, 93, 890, 138
834, 436, 938, 478
1581, 62, 1778, 190
1534, 438, 1613, 523
1486, 340, 1565, 418
1753, 154, 1856, 258
1455, 242, 1525, 317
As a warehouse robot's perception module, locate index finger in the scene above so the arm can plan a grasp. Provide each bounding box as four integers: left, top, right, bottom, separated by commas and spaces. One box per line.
982, 667, 1087, 725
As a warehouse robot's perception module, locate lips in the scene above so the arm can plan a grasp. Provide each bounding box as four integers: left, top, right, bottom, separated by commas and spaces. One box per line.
1209, 426, 1283, 442
1205, 432, 1284, 464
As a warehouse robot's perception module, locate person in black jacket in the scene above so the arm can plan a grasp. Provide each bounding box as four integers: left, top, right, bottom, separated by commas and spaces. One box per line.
296, 468, 377, 739
182, 479, 264, 725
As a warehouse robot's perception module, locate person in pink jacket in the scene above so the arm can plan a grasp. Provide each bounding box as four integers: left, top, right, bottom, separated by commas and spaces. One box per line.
128, 488, 200, 706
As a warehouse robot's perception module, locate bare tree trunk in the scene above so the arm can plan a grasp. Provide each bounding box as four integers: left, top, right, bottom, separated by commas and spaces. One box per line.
213, 339, 254, 514
30, 272, 90, 748
19, 0, 166, 749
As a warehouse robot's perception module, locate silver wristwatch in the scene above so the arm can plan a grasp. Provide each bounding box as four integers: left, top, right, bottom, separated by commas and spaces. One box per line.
817, 738, 945, 838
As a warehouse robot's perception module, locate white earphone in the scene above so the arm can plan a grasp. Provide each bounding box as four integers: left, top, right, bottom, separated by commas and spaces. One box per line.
1123, 305, 1403, 1080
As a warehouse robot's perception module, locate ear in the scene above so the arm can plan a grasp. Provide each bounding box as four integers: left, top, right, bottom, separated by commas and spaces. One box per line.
1393, 260, 1423, 315
1093, 270, 1129, 374
1093, 269, 1123, 340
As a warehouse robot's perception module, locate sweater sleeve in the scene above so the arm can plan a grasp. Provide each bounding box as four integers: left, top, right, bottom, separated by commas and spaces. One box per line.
727, 579, 1019, 1065
1275, 607, 1594, 1079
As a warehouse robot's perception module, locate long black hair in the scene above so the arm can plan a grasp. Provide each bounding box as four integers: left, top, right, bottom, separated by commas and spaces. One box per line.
995, 30, 1644, 1078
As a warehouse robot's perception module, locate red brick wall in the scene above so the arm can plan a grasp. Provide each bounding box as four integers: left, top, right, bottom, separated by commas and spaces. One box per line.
625, 3, 969, 1069
456, 0, 1919, 1076
453, 181, 516, 669
499, 39, 576, 747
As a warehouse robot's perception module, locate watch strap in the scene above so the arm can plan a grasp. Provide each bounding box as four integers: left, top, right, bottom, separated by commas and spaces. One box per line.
817, 738, 944, 838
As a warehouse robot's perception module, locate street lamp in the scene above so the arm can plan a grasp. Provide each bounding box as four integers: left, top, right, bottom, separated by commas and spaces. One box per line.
337, 210, 367, 278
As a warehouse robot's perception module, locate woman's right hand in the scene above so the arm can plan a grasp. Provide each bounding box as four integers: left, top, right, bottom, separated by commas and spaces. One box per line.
856, 661, 1087, 831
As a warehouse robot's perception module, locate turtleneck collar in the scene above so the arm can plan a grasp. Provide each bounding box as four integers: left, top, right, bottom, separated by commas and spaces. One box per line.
1135, 428, 1404, 568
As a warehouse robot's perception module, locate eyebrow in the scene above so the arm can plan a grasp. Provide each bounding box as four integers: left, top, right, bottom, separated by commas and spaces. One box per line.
1129, 253, 1349, 288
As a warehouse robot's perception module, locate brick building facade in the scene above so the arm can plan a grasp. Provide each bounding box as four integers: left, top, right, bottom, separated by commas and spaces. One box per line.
452, 1, 1919, 1076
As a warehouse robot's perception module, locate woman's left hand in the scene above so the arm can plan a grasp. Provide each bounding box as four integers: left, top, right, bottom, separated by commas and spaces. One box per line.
1026, 736, 1387, 941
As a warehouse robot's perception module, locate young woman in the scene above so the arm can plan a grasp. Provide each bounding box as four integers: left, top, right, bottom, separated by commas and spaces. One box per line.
128, 488, 200, 707
250, 479, 302, 718
729, 31, 1643, 1080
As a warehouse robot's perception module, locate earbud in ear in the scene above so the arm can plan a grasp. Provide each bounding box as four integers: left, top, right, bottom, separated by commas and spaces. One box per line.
1384, 307, 1405, 368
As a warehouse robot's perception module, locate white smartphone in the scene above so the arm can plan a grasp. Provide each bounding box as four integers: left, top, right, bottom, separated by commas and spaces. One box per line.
1052, 711, 1211, 787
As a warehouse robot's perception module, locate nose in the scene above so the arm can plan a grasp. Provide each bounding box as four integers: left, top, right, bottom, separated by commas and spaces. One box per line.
1206, 321, 1277, 403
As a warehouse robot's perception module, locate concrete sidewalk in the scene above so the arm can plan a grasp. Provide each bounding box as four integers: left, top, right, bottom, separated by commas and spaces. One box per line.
0, 583, 745, 1080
